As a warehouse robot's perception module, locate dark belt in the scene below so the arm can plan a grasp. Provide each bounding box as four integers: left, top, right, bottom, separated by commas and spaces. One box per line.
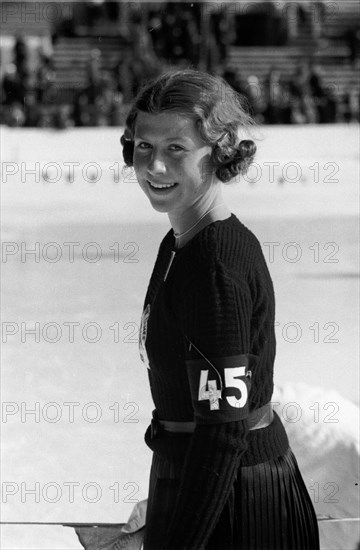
151, 403, 273, 437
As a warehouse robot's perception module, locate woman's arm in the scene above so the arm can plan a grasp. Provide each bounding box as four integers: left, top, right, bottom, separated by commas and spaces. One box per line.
164, 260, 254, 549
165, 419, 248, 548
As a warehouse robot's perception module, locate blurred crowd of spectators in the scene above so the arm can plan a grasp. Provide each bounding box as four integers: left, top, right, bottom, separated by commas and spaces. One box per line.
225, 63, 359, 125
1, 2, 359, 128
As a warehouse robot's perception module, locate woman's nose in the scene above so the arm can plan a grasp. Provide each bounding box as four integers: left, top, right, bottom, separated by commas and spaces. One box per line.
147, 152, 167, 175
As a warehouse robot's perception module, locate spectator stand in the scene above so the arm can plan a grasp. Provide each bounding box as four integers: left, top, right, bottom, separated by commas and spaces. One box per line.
1, 0, 359, 127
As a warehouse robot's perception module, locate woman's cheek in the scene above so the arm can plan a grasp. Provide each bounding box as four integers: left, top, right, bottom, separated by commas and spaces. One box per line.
133, 152, 146, 175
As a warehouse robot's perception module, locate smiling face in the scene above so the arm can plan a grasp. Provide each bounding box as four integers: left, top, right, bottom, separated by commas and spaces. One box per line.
133, 111, 217, 215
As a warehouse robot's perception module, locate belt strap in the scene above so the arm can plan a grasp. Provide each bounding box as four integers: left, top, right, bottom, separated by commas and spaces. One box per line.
158, 403, 273, 433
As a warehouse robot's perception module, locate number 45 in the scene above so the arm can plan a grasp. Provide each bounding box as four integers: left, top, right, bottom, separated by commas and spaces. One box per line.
199, 367, 249, 411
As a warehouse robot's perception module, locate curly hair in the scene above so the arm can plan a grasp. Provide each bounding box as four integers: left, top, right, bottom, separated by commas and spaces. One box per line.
120, 69, 257, 183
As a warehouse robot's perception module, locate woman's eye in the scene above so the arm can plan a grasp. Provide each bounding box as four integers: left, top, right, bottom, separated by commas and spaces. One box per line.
135, 143, 184, 152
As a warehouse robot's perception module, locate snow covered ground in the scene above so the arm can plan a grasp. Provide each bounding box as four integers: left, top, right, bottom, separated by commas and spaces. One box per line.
1, 125, 359, 549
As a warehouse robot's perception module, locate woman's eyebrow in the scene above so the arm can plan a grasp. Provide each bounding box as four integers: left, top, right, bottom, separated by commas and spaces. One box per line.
135, 134, 192, 142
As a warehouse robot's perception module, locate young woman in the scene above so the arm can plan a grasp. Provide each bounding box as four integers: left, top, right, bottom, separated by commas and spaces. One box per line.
121, 69, 320, 550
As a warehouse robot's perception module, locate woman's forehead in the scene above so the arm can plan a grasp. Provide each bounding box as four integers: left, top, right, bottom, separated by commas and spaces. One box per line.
134, 111, 199, 141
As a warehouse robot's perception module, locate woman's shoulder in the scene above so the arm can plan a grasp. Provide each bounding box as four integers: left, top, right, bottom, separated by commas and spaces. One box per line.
162, 213, 269, 287
195, 213, 263, 271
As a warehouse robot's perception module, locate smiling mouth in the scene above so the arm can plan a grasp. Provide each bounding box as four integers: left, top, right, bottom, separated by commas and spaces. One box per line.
147, 180, 178, 190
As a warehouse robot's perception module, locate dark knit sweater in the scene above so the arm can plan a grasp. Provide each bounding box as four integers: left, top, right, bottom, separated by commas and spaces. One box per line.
139, 213, 289, 549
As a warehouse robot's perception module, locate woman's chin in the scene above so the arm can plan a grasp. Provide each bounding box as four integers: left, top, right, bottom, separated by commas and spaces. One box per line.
148, 200, 171, 214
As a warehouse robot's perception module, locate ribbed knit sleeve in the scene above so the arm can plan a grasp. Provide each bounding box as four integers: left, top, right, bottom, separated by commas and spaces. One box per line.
163, 258, 254, 549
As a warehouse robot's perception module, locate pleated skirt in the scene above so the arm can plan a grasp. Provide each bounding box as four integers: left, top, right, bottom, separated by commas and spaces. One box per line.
143, 447, 320, 550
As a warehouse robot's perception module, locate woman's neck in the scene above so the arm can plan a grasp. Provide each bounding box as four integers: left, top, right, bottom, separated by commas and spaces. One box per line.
169, 196, 231, 250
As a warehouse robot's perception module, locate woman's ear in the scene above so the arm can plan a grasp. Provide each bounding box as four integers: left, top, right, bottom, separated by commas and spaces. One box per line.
120, 134, 134, 167
200, 152, 216, 184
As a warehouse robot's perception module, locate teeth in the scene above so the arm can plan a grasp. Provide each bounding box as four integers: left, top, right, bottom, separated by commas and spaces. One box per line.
148, 180, 176, 189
